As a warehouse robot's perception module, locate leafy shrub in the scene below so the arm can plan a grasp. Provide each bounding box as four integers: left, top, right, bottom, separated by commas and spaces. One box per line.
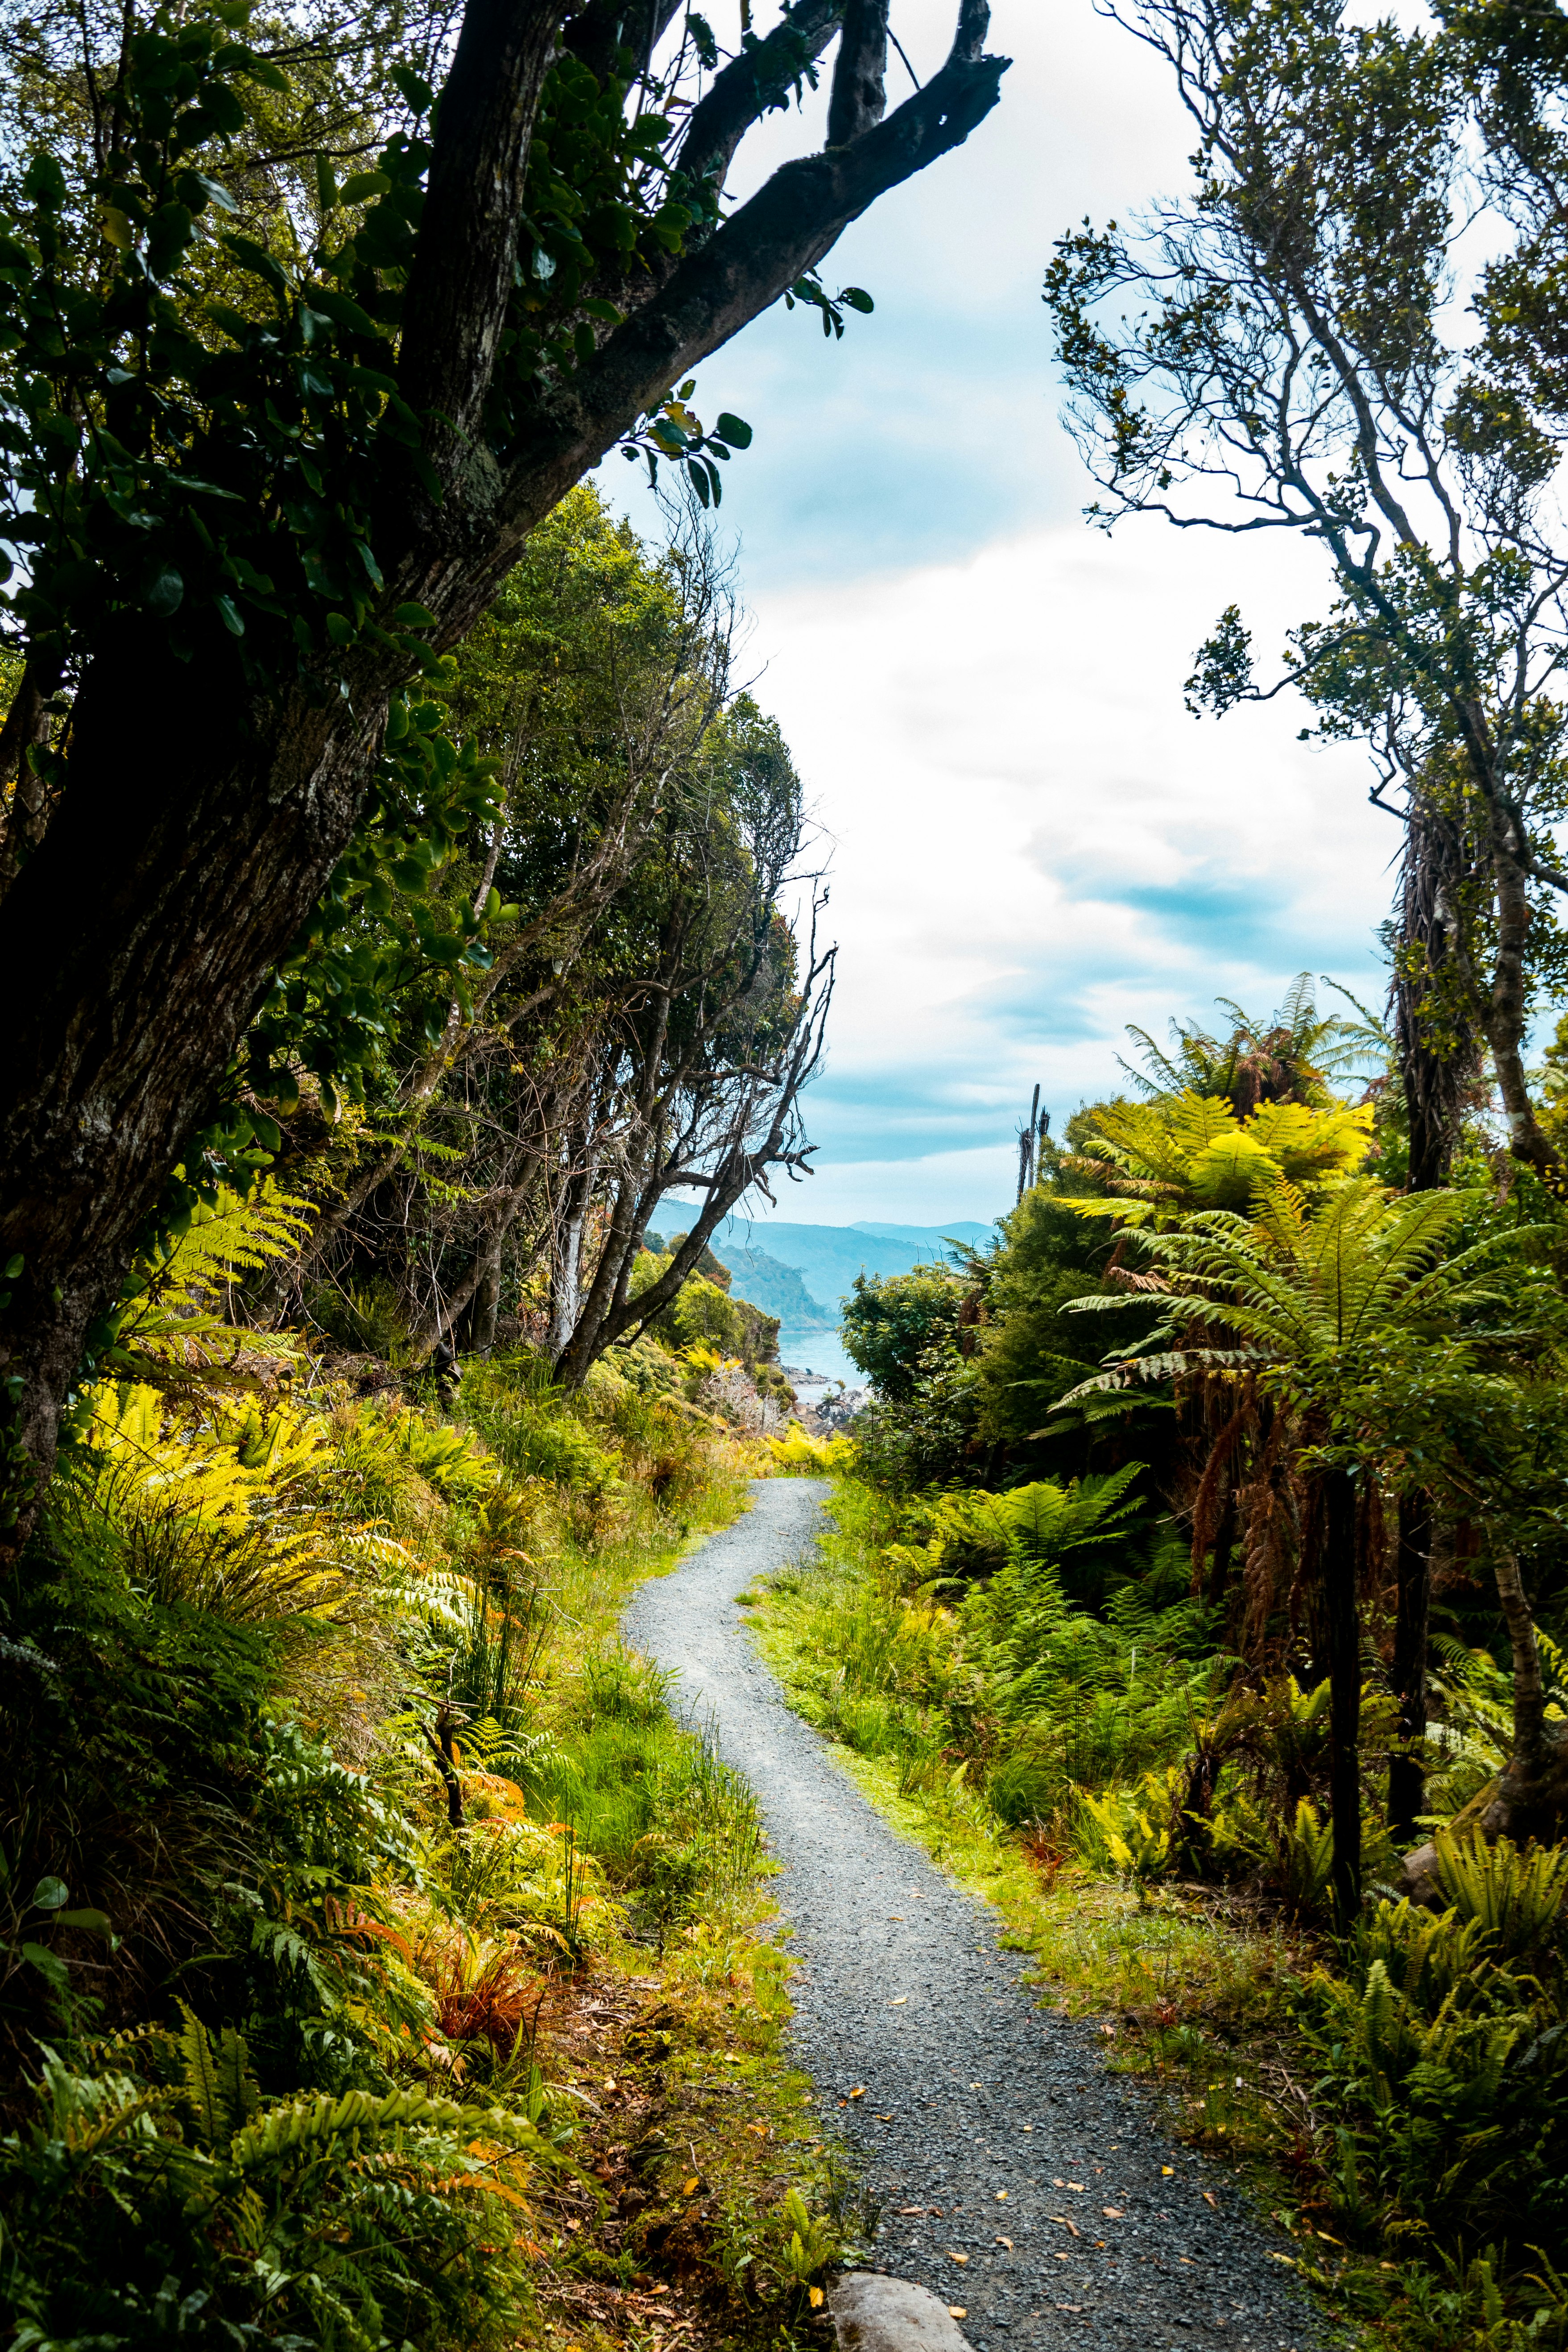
841, 1266, 968, 1403
1436, 1833, 1568, 1956
767, 1426, 856, 1475
0, 2017, 557, 2352
1300, 1897, 1568, 2251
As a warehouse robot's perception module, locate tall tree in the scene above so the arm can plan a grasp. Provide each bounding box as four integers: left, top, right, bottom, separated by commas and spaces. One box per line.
1043, 0, 1568, 1188
0, 0, 1007, 1517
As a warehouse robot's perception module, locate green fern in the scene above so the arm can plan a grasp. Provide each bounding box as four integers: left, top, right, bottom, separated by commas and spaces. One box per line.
1436, 1832, 1568, 1955
175, 2005, 262, 2145
112, 1177, 313, 1373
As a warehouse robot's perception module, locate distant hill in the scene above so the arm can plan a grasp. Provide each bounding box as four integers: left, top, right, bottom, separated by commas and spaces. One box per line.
717, 1245, 837, 1329
711, 1215, 995, 1322
850, 1220, 993, 1246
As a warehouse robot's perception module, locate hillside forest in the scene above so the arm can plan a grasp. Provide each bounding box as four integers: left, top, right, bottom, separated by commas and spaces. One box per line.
10, 0, 1568, 2351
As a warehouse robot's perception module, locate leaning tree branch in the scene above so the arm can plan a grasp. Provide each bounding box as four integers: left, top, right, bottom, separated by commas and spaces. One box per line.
826, 0, 889, 147
397, 0, 563, 487
677, 0, 844, 190
456, 4, 1008, 609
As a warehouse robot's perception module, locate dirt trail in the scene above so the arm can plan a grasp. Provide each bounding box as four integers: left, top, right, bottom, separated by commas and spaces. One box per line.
623, 1479, 1321, 2352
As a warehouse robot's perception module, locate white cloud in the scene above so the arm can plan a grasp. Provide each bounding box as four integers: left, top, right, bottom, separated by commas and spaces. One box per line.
598, 0, 1403, 1232
741, 518, 1395, 1226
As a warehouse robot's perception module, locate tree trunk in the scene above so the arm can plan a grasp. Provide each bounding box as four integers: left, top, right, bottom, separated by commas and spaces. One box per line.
1388, 1488, 1431, 1845
1398, 1545, 1568, 1903
465, 1230, 505, 1354
1394, 804, 1477, 1191
1208, 1487, 1237, 1613
0, 625, 386, 1508
1484, 796, 1560, 1180
1322, 1466, 1362, 1926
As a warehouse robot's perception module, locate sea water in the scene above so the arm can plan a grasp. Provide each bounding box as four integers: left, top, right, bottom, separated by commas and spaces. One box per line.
775, 1325, 860, 1396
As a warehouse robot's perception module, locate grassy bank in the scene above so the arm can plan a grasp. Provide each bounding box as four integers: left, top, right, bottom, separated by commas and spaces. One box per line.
746, 1476, 1568, 2352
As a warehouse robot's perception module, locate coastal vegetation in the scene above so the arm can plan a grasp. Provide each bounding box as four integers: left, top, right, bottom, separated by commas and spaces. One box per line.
0, 1172, 848, 2352
11, 0, 1568, 2344
765, 981, 1568, 2347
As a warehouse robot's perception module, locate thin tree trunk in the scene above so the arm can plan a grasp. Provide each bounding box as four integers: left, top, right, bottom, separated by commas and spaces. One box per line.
1494, 1546, 1547, 1784
1208, 1488, 1237, 1613
1484, 803, 1559, 1179
1388, 1489, 1431, 1845
1323, 1466, 1362, 1926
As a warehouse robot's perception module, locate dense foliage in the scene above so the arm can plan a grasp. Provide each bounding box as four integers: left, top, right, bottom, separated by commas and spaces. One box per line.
798, 978, 1568, 2343
0, 1183, 833, 2349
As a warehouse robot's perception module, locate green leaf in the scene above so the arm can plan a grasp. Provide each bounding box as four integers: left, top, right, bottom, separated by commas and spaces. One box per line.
31, 1876, 68, 1910
4, 1253, 22, 1280
840, 286, 875, 314
389, 62, 434, 113
714, 411, 752, 448
314, 153, 339, 211
394, 602, 437, 629
55, 1908, 111, 1931
143, 563, 184, 617
339, 170, 391, 205
214, 593, 245, 636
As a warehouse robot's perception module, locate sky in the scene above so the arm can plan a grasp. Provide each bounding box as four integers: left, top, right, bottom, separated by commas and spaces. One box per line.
604, 0, 1399, 1229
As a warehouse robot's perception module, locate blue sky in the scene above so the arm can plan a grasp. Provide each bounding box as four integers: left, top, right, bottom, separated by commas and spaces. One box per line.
605, 0, 1398, 1227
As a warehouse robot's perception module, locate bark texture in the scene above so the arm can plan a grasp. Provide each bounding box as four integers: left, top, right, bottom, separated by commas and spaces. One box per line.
1322, 1466, 1363, 1926
1387, 1488, 1431, 1846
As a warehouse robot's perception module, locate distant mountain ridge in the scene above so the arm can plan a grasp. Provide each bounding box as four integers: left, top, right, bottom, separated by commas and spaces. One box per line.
710, 1216, 995, 1324
717, 1245, 837, 1330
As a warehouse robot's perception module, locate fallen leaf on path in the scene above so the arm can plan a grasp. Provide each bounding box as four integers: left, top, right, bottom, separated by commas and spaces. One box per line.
947, 2251, 968, 2266
1067, 2181, 1084, 2191
745, 2124, 768, 2138
948, 2308, 967, 2320
1202, 2190, 1218, 2208
809, 2289, 823, 2309
889, 1996, 908, 2006
996, 2191, 1008, 2201
1052, 2252, 1069, 2261
1049, 2216, 1080, 2238
1103, 2207, 1124, 2218
848, 2087, 865, 2099
897, 2207, 927, 2216
996, 2236, 1013, 2250
681, 2177, 699, 2195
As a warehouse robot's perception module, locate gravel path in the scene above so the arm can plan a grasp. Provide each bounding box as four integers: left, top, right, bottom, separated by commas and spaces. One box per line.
623, 1480, 1323, 2352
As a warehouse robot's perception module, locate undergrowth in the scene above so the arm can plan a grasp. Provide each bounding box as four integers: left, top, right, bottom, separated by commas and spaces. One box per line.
749, 1475, 1568, 2352
0, 1187, 844, 2352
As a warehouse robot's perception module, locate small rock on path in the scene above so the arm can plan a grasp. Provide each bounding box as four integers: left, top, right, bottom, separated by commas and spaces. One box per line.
623, 1480, 1322, 2352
